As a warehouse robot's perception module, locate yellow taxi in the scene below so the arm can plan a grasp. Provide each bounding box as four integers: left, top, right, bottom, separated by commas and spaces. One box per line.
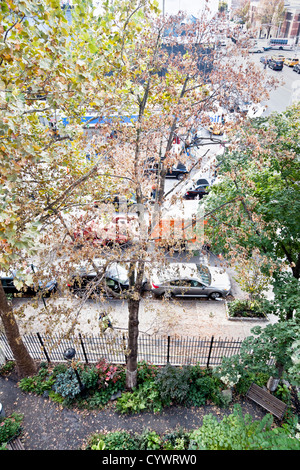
271, 55, 285, 61
284, 57, 299, 67
208, 123, 224, 135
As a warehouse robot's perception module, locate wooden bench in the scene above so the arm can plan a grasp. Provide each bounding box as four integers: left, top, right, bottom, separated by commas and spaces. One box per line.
246, 382, 287, 421
7, 437, 25, 450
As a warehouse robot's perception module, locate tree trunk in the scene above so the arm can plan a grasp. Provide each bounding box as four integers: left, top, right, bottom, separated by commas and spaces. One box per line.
126, 297, 140, 390
0, 283, 37, 378
125, 260, 145, 390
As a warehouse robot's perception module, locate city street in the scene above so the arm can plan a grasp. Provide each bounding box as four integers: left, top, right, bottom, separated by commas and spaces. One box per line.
245, 46, 300, 114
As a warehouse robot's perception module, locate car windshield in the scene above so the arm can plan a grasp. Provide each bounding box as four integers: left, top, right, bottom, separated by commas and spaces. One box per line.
107, 264, 129, 284
196, 265, 211, 285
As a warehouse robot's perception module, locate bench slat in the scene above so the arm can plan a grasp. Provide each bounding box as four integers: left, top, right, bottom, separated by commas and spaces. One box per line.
7, 437, 25, 450
246, 383, 287, 420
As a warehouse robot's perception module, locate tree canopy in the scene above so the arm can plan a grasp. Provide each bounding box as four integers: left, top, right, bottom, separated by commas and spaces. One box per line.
0, 0, 282, 382
205, 104, 300, 318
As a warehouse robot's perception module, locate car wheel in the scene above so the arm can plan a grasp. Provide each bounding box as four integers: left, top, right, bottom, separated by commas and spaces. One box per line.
209, 292, 222, 300
177, 173, 184, 180
163, 291, 175, 300
74, 289, 86, 298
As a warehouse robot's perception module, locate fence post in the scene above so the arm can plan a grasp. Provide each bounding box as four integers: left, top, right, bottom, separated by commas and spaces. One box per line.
206, 336, 214, 369
123, 334, 128, 364
167, 336, 170, 364
79, 333, 88, 363
36, 332, 50, 363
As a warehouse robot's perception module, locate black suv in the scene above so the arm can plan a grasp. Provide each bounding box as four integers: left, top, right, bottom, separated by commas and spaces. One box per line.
268, 58, 283, 71
183, 179, 209, 200
146, 159, 188, 180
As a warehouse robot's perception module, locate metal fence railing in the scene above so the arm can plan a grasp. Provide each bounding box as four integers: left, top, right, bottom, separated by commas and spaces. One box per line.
0, 331, 243, 368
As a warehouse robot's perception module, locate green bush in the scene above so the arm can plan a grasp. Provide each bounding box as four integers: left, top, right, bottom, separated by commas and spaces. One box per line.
81, 366, 99, 389
187, 367, 224, 406
0, 413, 23, 445
0, 361, 15, 376
188, 405, 300, 450
234, 371, 269, 396
139, 430, 162, 450
86, 408, 300, 451
227, 299, 266, 318
52, 363, 68, 377
137, 361, 158, 385
18, 366, 55, 395
162, 428, 189, 450
52, 368, 81, 399
155, 363, 191, 406
116, 380, 162, 414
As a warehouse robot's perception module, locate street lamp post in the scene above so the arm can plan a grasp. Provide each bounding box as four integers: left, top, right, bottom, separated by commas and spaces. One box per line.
63, 347, 85, 393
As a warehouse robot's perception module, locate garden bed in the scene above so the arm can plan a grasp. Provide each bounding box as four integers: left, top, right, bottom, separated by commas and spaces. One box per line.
225, 299, 268, 322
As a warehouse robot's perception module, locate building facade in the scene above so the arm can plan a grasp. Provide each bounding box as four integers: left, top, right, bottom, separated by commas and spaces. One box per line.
280, 1, 300, 42
247, 0, 300, 41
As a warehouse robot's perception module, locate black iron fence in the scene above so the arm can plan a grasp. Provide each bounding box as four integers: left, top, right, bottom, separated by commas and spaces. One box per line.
0, 331, 243, 368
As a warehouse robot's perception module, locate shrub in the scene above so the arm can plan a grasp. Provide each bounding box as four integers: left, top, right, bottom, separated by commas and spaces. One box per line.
155, 363, 191, 406
52, 368, 81, 399
18, 367, 55, 395
95, 359, 124, 388
116, 381, 162, 414
227, 299, 266, 318
139, 430, 162, 450
88, 431, 140, 450
0, 413, 23, 445
234, 371, 269, 396
188, 405, 300, 450
187, 374, 218, 406
81, 366, 99, 390
137, 361, 158, 385
162, 429, 189, 450
0, 361, 15, 376
186, 366, 224, 406
52, 363, 68, 378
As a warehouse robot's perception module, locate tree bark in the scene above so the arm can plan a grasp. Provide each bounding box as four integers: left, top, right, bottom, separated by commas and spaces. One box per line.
125, 260, 145, 390
126, 297, 140, 390
0, 283, 37, 378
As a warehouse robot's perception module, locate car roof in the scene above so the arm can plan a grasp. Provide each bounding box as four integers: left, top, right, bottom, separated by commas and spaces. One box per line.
152, 263, 200, 282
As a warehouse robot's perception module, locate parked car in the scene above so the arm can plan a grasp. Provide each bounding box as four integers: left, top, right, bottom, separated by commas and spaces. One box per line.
183, 178, 209, 200
0, 266, 57, 297
271, 55, 285, 61
151, 263, 231, 300
146, 159, 188, 180
68, 262, 147, 297
268, 58, 284, 70
166, 162, 188, 179
249, 45, 265, 53
284, 57, 299, 67
94, 193, 136, 211
293, 63, 300, 73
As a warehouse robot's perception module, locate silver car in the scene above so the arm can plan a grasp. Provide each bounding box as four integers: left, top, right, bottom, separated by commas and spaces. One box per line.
151, 263, 231, 300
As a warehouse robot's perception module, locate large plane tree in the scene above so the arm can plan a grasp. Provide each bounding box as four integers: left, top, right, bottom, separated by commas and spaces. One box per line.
0, 0, 277, 385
